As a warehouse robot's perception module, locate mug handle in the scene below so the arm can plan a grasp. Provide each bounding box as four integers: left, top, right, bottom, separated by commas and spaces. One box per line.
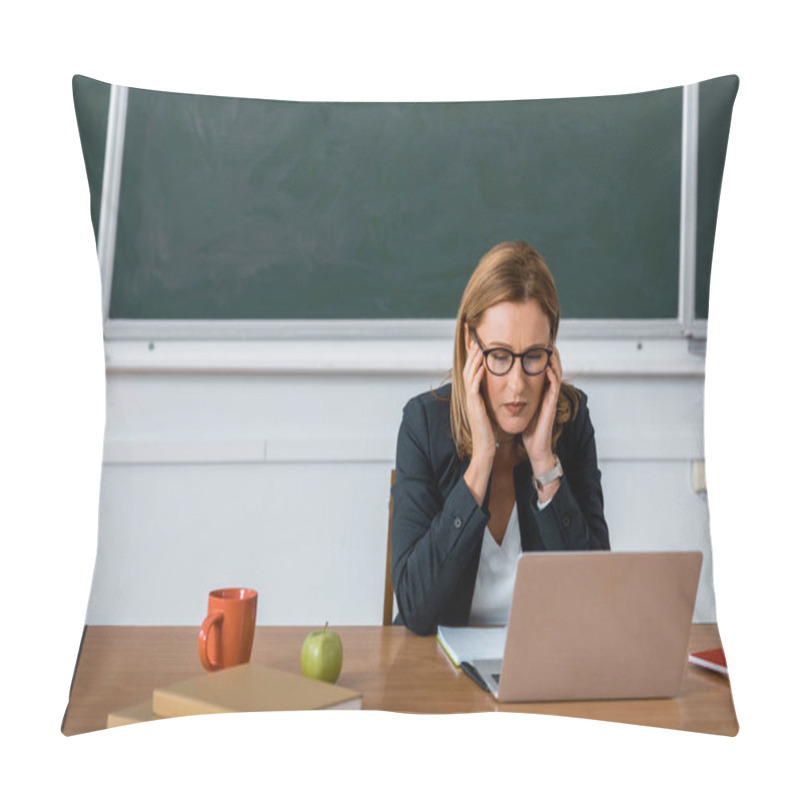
198, 612, 224, 671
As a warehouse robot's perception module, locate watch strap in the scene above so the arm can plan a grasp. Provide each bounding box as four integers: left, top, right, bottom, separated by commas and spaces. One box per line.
533, 455, 563, 490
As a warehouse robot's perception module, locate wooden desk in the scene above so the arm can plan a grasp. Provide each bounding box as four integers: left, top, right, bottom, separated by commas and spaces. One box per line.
62, 624, 738, 737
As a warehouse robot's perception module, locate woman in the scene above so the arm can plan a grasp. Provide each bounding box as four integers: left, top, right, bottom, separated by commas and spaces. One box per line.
391, 241, 609, 636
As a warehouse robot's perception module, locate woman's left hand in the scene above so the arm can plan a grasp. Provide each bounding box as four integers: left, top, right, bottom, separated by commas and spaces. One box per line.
522, 345, 562, 475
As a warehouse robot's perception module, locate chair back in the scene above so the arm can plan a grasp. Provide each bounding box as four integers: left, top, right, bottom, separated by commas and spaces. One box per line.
383, 470, 396, 625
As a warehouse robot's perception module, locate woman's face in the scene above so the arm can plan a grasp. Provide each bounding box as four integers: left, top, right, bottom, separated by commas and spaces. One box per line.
469, 299, 552, 438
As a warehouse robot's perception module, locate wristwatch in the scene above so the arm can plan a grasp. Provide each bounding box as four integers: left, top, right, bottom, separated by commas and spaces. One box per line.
533, 455, 563, 491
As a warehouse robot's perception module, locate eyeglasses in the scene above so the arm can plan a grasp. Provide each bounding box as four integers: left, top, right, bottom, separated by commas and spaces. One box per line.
470, 329, 552, 377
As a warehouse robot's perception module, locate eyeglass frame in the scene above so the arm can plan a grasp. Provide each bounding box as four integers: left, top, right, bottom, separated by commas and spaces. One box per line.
470, 329, 553, 377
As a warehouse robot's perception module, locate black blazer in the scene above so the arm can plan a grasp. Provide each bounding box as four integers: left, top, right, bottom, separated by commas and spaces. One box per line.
391, 383, 609, 635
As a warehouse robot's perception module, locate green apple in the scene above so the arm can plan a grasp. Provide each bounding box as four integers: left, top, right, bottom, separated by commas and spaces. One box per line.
300, 622, 343, 683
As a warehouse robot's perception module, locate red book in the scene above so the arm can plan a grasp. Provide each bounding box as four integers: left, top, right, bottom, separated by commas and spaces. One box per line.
689, 647, 728, 676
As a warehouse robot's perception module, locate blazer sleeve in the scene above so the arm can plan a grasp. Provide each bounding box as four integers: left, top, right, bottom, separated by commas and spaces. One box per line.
531, 392, 610, 551
390, 396, 488, 636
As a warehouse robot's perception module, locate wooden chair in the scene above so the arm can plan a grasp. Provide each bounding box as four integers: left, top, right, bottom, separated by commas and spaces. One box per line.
383, 470, 396, 625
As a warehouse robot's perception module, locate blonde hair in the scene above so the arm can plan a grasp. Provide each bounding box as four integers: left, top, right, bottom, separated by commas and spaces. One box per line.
450, 241, 579, 459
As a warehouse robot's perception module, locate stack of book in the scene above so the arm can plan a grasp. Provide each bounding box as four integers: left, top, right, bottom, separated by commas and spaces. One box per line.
106, 663, 362, 728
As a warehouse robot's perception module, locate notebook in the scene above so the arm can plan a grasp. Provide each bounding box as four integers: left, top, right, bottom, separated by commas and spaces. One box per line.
689, 647, 728, 676
467, 551, 703, 702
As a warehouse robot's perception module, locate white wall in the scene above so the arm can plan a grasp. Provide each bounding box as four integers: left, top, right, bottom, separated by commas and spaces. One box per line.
85, 335, 715, 625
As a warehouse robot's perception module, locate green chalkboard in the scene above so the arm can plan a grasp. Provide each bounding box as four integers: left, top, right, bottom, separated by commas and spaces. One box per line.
72, 76, 110, 244
72, 75, 737, 321
696, 76, 739, 320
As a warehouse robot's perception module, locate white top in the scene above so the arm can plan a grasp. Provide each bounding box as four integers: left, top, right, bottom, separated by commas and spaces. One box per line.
468, 503, 522, 625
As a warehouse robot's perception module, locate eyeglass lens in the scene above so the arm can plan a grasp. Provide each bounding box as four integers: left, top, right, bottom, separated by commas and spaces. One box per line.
485, 349, 549, 376
471, 329, 550, 376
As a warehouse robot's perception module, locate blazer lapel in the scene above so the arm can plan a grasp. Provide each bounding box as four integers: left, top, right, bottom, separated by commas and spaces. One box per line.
513, 458, 543, 551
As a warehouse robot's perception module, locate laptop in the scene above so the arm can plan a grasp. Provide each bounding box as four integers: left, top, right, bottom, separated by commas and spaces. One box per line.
468, 551, 703, 702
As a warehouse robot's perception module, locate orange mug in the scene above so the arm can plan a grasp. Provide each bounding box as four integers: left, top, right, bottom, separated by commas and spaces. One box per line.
198, 588, 258, 672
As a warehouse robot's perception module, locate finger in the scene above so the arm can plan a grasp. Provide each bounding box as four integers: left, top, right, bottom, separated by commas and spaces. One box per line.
469, 358, 485, 395
551, 347, 563, 380
464, 349, 484, 395
535, 370, 557, 420
463, 341, 479, 375
463, 341, 477, 376
546, 365, 560, 395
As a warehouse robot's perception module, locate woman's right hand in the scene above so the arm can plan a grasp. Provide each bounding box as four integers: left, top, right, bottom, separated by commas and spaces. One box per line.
462, 325, 495, 504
